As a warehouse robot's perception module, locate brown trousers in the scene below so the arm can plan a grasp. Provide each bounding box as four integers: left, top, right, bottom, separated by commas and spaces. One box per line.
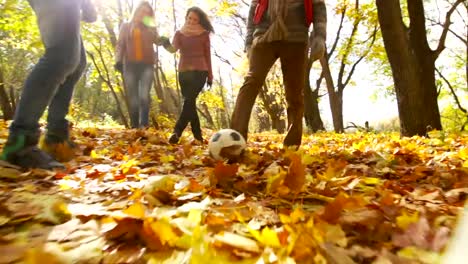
230, 41, 307, 147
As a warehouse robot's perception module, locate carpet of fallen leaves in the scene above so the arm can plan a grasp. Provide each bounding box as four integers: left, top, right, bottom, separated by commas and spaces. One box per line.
1, 121, 467, 264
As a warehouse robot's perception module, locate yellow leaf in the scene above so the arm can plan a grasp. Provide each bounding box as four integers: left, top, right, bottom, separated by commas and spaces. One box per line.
362, 177, 381, 185
290, 207, 306, 223
123, 202, 146, 219
128, 189, 143, 200
396, 210, 419, 229
150, 218, 179, 246
260, 227, 281, 248
160, 155, 175, 163
188, 209, 202, 225
90, 150, 100, 159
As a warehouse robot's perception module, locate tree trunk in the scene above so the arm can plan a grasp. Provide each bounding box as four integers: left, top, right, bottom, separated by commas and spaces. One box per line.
259, 84, 286, 133
376, 0, 442, 136
304, 63, 325, 132
0, 66, 14, 120
320, 56, 344, 132
199, 103, 215, 128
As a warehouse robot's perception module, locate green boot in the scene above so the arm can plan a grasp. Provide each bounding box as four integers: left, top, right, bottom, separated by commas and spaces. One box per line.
1, 133, 64, 170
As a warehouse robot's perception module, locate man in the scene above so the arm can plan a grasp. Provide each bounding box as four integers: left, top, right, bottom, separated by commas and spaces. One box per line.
231, 0, 327, 147
1, 0, 97, 169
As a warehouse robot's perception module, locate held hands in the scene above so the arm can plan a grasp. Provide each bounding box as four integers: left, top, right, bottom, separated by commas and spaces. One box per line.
159, 36, 171, 48
114, 62, 123, 73
309, 36, 326, 62
205, 78, 213, 91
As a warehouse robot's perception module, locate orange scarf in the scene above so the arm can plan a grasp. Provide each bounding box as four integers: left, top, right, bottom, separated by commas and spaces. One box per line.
132, 26, 143, 61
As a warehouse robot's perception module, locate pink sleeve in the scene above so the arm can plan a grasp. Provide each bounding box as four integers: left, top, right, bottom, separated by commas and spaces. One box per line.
172, 31, 181, 51
205, 33, 213, 82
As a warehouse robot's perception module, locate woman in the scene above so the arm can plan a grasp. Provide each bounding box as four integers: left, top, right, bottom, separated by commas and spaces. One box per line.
115, 1, 166, 128
165, 7, 214, 144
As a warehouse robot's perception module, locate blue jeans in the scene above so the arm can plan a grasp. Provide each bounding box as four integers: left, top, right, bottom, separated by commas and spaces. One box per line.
123, 62, 154, 128
10, 0, 85, 141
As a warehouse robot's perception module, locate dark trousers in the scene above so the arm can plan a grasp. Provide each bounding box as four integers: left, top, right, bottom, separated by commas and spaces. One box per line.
173, 71, 208, 139
230, 41, 307, 147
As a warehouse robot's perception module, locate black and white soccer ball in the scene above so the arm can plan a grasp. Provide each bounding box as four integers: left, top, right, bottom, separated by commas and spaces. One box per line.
208, 129, 246, 161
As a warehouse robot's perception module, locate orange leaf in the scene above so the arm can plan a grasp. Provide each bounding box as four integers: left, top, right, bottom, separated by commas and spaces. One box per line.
86, 169, 102, 179
54, 172, 67, 180
211, 162, 239, 186
285, 153, 306, 193
113, 174, 126, 181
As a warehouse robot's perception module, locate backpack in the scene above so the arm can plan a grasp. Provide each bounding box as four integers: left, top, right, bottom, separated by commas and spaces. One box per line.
253, 0, 314, 26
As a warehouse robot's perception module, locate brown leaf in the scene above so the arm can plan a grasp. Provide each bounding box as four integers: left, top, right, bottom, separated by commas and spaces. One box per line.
320, 243, 357, 264
0, 244, 29, 264
285, 153, 306, 193
211, 162, 238, 187
102, 247, 146, 264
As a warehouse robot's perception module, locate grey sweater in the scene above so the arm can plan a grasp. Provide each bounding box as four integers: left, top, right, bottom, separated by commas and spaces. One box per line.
245, 0, 327, 48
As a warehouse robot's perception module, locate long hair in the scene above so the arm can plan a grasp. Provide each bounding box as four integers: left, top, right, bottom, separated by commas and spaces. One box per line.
186, 6, 214, 33
130, 1, 155, 23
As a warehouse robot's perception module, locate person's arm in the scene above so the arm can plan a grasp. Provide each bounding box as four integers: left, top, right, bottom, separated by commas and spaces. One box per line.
114, 23, 127, 72
312, 0, 327, 41
309, 0, 327, 62
81, 0, 97, 23
245, 0, 258, 52
205, 33, 213, 86
161, 31, 179, 54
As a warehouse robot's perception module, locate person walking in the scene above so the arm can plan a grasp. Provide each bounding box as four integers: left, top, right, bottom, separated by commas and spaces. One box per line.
163, 6, 214, 144
230, 0, 327, 148
1, 0, 97, 169
115, 1, 168, 129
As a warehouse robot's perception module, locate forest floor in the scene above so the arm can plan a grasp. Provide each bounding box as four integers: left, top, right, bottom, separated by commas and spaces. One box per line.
0, 121, 467, 264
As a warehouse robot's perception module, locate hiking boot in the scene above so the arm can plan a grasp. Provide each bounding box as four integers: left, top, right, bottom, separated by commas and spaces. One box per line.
40, 134, 78, 162
1, 134, 64, 170
168, 133, 180, 144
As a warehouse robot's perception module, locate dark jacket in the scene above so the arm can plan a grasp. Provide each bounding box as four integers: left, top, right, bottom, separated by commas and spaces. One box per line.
245, 0, 327, 49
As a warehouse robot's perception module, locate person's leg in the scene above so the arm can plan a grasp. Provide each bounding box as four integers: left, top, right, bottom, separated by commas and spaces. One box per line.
138, 64, 154, 128
46, 39, 86, 140
230, 43, 278, 141
1, 0, 81, 169
41, 40, 86, 161
279, 42, 308, 147
170, 72, 193, 143
189, 71, 208, 141
124, 63, 142, 129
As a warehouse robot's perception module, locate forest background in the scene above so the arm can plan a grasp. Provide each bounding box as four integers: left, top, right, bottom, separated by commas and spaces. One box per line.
0, 0, 467, 135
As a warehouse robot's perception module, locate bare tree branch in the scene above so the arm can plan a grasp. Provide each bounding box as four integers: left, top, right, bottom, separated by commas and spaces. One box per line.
434, 0, 465, 58
436, 68, 467, 114
343, 26, 378, 88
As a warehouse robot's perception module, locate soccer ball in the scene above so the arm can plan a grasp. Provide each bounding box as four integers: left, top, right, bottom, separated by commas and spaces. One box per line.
208, 129, 246, 161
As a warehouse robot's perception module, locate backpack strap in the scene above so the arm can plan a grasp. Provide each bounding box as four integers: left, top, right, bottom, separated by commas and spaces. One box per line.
253, 0, 268, 25
254, 0, 314, 26
304, 0, 313, 26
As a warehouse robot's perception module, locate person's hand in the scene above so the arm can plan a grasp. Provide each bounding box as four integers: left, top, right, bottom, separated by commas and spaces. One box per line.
81, 0, 98, 23
114, 62, 123, 73
157, 36, 170, 47
245, 45, 251, 59
206, 79, 213, 89
309, 37, 326, 62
